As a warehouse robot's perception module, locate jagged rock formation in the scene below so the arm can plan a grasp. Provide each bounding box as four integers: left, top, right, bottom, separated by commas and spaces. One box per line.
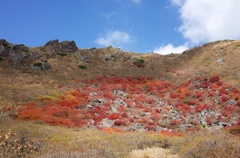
44, 39, 78, 53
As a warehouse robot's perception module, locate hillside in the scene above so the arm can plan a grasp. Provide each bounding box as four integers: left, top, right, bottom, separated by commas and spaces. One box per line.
1, 39, 240, 103
0, 39, 240, 157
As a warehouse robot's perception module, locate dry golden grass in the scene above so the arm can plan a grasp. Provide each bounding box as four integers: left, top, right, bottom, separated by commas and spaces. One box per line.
1, 116, 240, 158
129, 147, 179, 158
172, 130, 240, 158
0, 116, 184, 158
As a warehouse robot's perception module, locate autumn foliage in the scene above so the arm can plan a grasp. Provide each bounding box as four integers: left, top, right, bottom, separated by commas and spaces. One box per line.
16, 75, 240, 133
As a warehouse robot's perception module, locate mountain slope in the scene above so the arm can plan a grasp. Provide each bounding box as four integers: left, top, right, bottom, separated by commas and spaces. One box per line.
1, 39, 240, 103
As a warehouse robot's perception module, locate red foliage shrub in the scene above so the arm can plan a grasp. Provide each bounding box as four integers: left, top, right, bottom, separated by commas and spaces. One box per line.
178, 94, 187, 99
206, 116, 213, 125
73, 119, 87, 127
40, 115, 75, 127
188, 99, 197, 105
189, 108, 196, 115
103, 91, 117, 101
150, 113, 160, 121
208, 91, 216, 97
101, 106, 110, 111
162, 106, 171, 111
170, 119, 182, 126
210, 83, 219, 89
120, 112, 128, 118
170, 91, 179, 99
209, 75, 220, 83
179, 87, 191, 96
217, 115, 222, 120
17, 108, 42, 120
176, 102, 190, 112
221, 94, 229, 102
114, 120, 122, 126
219, 88, 229, 96
144, 107, 152, 112
147, 120, 155, 126
185, 127, 200, 132
155, 108, 161, 113
195, 104, 208, 112
237, 119, 240, 126
200, 81, 209, 88
146, 97, 156, 104
21, 102, 39, 108
109, 113, 120, 120
195, 91, 203, 98
95, 113, 108, 124
116, 105, 124, 112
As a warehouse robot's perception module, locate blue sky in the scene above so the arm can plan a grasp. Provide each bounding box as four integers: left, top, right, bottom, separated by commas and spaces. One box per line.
1, 0, 240, 54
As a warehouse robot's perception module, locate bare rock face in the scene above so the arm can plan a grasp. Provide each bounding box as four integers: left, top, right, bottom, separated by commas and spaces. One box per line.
0, 39, 13, 58
8, 44, 29, 66
0, 39, 31, 66
0, 39, 9, 56
44, 39, 78, 53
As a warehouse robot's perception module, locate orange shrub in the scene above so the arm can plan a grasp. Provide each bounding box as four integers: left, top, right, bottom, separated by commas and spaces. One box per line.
17, 108, 42, 120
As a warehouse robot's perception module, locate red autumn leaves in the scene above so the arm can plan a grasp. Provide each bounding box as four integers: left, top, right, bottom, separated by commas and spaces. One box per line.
16, 75, 240, 133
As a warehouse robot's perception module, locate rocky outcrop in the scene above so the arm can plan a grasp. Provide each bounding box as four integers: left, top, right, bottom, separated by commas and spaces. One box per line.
44, 39, 78, 53
0, 39, 32, 66
8, 45, 29, 66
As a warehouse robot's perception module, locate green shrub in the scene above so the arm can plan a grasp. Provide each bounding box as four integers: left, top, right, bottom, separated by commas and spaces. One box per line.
33, 62, 42, 67
79, 65, 87, 69
57, 53, 67, 57
133, 58, 145, 68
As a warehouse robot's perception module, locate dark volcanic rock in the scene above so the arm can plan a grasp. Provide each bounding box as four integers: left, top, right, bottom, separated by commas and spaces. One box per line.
8, 44, 29, 66
0, 39, 11, 56
44, 39, 78, 53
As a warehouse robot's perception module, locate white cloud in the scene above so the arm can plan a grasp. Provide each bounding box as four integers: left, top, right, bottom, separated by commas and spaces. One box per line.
153, 43, 188, 55
170, 0, 183, 6
95, 30, 131, 47
131, 0, 142, 5
170, 0, 240, 44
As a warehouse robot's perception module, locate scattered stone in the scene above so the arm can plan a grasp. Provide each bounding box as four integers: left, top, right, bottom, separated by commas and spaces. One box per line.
110, 106, 118, 113
228, 99, 237, 105
114, 98, 127, 107
100, 118, 114, 128
113, 90, 127, 97
217, 58, 224, 65
90, 92, 98, 96
87, 104, 93, 108
156, 126, 167, 132
129, 123, 146, 132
